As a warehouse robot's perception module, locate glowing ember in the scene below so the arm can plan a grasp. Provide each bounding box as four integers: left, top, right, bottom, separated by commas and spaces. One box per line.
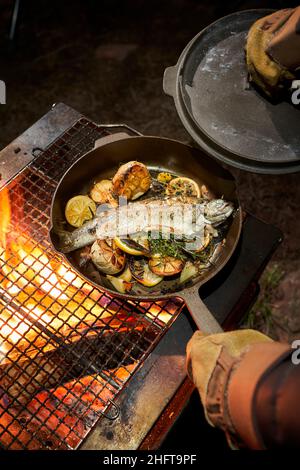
0, 239, 68, 300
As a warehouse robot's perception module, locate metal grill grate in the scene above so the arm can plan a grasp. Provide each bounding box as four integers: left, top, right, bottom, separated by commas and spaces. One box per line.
0, 118, 184, 450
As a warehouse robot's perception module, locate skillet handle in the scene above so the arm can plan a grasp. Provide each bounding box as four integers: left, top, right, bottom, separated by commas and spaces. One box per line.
94, 132, 133, 149
180, 286, 223, 334
100, 123, 143, 136
94, 123, 143, 149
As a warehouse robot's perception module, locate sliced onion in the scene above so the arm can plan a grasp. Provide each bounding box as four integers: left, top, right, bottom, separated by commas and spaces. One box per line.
129, 258, 163, 287
107, 275, 133, 293
179, 262, 198, 284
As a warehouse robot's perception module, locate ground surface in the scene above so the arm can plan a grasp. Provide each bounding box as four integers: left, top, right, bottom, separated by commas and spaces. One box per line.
0, 0, 299, 340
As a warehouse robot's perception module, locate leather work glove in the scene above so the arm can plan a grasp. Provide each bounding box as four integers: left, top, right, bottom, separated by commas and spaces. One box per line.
246, 6, 300, 98
186, 329, 273, 447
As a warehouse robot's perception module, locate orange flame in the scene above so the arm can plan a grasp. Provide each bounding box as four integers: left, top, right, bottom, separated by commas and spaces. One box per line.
0, 187, 67, 300
0, 188, 11, 249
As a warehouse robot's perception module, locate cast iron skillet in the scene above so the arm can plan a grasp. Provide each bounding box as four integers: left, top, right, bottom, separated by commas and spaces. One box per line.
50, 132, 243, 333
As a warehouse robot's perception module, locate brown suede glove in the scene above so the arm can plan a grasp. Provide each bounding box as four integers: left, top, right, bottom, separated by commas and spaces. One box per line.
186, 329, 273, 447
246, 7, 300, 98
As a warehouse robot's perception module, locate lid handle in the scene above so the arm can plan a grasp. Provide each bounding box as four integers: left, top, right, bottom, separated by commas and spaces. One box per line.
163, 65, 178, 97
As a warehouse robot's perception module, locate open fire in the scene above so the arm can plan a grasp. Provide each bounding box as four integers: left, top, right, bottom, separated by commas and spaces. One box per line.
0, 122, 184, 450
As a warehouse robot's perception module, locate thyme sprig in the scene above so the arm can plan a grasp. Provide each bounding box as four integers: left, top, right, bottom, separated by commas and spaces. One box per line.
148, 232, 215, 264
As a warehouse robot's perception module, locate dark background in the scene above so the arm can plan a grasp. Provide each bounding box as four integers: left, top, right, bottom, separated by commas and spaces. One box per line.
0, 0, 297, 150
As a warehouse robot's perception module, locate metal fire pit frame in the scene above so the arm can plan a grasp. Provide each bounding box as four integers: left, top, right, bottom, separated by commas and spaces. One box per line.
0, 103, 282, 449
0, 104, 187, 450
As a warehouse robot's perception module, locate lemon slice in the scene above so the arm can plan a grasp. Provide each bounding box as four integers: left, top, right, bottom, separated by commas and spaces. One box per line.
166, 177, 201, 198
114, 237, 150, 256
65, 195, 96, 228
149, 256, 184, 276
130, 233, 150, 251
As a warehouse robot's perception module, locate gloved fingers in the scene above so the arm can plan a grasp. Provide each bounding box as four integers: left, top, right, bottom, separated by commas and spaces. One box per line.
186, 329, 273, 404
187, 338, 223, 403
206, 329, 273, 358
186, 332, 222, 387
246, 7, 299, 97
187, 329, 272, 361
186, 330, 207, 359
186, 331, 207, 381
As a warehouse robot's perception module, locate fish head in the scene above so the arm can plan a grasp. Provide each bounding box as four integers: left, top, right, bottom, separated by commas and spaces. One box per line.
204, 199, 234, 225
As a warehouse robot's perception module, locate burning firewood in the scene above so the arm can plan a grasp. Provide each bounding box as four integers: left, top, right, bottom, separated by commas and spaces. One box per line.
0, 296, 154, 363
1, 353, 66, 406
0, 326, 156, 406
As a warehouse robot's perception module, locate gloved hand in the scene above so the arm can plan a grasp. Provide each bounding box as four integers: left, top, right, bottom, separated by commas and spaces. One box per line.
186, 329, 272, 442
246, 7, 300, 98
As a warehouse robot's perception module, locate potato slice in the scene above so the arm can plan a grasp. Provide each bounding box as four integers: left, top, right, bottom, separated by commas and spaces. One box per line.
90, 179, 118, 206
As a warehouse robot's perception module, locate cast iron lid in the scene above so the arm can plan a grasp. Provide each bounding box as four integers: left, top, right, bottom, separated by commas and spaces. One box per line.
163, 9, 300, 174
